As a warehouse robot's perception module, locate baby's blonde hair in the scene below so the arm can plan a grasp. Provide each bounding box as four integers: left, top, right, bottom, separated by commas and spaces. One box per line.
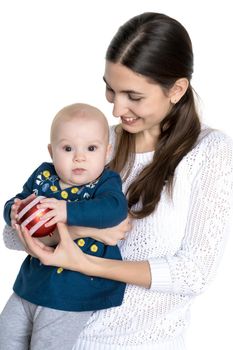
50, 103, 109, 143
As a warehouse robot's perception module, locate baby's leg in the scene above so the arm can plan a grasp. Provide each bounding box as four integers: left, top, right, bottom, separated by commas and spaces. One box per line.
30, 306, 92, 350
0, 293, 32, 350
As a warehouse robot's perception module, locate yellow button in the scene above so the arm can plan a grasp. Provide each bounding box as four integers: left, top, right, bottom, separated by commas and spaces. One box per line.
71, 187, 79, 194
78, 239, 85, 247
61, 190, 68, 199
57, 267, 63, 274
43, 170, 50, 178
90, 244, 98, 253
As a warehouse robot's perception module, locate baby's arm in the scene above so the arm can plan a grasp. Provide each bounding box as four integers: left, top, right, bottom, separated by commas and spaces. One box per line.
4, 187, 36, 227
37, 170, 127, 230
29, 169, 128, 246
3, 163, 54, 250
9, 194, 36, 228
3, 164, 46, 227
66, 171, 127, 229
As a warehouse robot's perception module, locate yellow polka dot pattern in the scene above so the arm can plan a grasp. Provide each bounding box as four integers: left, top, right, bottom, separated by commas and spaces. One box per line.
50, 185, 58, 192
78, 239, 85, 247
43, 170, 50, 178
90, 244, 98, 253
71, 187, 79, 194
61, 190, 68, 199
57, 267, 63, 274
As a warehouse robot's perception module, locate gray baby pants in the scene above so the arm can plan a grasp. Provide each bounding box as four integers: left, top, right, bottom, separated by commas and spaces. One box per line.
0, 293, 92, 350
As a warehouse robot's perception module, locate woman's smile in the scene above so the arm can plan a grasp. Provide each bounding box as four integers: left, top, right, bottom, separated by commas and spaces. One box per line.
121, 116, 140, 125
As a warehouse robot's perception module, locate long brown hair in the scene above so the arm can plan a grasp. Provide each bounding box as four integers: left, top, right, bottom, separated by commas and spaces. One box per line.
107, 13, 201, 219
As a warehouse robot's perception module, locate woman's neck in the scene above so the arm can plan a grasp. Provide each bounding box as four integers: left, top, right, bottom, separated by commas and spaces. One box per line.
135, 130, 159, 153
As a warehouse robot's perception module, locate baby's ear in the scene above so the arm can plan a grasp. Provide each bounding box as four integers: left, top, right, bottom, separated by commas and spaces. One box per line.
47, 144, 53, 159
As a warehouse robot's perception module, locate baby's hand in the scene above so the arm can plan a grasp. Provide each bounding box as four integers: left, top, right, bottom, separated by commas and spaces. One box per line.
37, 198, 67, 226
10, 198, 22, 227
10, 193, 36, 228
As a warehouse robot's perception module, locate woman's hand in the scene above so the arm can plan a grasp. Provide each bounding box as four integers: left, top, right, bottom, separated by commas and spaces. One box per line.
15, 223, 55, 257
68, 216, 132, 245
99, 216, 132, 245
15, 223, 90, 273
15, 222, 151, 288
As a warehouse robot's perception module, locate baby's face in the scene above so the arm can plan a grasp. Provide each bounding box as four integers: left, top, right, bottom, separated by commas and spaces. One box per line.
49, 117, 111, 188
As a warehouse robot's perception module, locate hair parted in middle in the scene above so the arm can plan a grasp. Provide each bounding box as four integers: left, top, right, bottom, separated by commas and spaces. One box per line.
106, 12, 201, 219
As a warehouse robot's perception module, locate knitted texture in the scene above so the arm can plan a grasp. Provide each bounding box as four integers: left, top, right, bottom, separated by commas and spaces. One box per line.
3, 224, 24, 251
3, 125, 233, 349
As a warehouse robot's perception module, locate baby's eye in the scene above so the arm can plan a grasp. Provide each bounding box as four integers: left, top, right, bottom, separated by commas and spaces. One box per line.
64, 146, 72, 152
88, 145, 97, 152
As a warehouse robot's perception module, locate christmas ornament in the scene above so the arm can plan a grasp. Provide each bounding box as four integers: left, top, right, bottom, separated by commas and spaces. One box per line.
17, 196, 56, 237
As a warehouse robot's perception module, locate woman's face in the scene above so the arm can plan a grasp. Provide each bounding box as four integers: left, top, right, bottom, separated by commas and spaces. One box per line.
104, 61, 173, 137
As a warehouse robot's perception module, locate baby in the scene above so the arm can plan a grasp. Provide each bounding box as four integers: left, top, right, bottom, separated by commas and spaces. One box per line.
1, 103, 127, 349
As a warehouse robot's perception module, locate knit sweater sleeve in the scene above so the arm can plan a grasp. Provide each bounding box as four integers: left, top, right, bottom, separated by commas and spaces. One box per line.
149, 132, 233, 295
2, 224, 25, 251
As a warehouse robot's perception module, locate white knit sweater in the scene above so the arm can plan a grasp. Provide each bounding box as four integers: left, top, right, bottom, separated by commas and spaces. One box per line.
3, 126, 233, 350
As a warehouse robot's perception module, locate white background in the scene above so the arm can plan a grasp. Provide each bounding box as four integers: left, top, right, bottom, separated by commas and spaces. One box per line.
0, 1, 232, 349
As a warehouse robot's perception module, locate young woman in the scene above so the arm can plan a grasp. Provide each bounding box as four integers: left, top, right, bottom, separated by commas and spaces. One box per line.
3, 12, 233, 350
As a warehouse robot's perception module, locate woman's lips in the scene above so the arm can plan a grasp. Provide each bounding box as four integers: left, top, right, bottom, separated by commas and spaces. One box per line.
121, 116, 139, 125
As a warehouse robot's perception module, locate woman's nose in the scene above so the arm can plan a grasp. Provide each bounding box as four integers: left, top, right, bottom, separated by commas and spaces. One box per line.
112, 97, 129, 118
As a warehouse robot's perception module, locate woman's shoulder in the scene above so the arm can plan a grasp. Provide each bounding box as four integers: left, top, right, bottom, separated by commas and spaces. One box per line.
109, 123, 233, 151
194, 124, 233, 154
109, 124, 119, 144
109, 124, 121, 159
179, 124, 233, 178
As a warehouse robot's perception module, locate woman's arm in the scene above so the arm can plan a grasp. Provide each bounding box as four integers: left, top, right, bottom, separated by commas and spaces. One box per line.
149, 132, 233, 295
68, 217, 131, 245
3, 217, 131, 252
87, 253, 151, 288
16, 223, 151, 288
3, 224, 25, 251
2, 224, 60, 251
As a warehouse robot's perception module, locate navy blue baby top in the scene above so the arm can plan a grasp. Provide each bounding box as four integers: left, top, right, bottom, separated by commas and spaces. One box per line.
4, 162, 127, 311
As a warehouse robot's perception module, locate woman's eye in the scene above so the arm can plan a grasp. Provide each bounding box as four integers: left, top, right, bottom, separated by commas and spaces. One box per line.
128, 95, 142, 101
106, 86, 114, 93
64, 146, 72, 152
105, 86, 115, 101
88, 145, 97, 152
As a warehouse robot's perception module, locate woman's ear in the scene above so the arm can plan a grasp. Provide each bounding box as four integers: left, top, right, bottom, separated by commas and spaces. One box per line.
106, 144, 112, 163
169, 78, 189, 104
48, 144, 53, 159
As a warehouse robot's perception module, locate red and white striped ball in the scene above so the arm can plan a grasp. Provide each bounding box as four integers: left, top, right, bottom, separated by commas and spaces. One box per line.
17, 196, 56, 237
